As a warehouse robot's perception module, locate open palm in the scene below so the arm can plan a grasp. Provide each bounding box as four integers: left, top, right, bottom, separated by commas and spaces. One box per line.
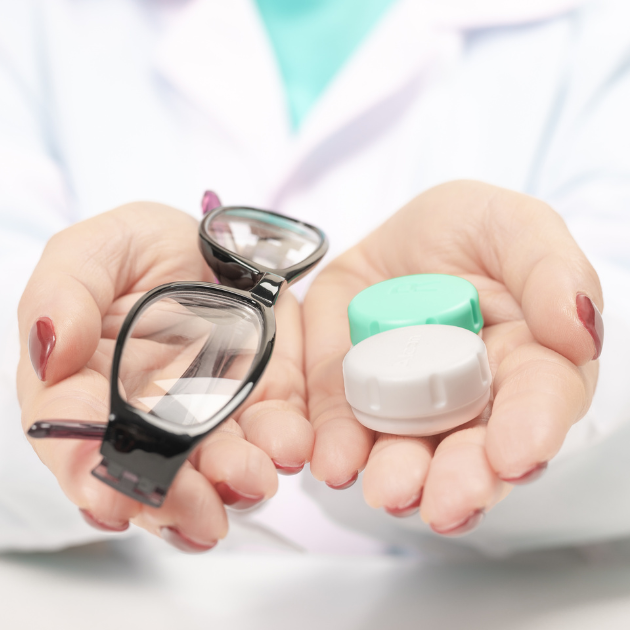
18, 203, 312, 551
304, 181, 602, 535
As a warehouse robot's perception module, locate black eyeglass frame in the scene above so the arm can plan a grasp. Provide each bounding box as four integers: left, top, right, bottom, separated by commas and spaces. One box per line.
198, 206, 328, 301
29, 206, 328, 508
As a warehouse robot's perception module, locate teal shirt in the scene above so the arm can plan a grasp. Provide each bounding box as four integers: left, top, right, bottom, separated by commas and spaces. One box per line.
254, 0, 398, 130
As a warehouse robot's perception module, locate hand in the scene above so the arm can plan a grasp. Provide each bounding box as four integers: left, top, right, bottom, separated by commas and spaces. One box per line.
304, 181, 602, 535
18, 202, 313, 551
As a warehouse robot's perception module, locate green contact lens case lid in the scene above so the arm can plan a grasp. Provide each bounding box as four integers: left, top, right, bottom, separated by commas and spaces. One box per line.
348, 274, 483, 346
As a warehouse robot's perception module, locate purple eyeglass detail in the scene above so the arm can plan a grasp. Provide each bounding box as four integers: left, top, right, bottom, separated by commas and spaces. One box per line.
28, 420, 106, 440
201, 190, 222, 215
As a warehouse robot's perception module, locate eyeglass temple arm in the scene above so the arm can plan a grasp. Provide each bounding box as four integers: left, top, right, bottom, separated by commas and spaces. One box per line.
28, 420, 106, 440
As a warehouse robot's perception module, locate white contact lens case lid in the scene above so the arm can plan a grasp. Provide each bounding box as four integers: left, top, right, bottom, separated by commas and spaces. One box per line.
343, 325, 492, 436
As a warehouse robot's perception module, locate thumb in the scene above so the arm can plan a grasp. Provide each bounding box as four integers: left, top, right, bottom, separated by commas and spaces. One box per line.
365, 181, 604, 366
17, 202, 204, 386
18, 238, 113, 386
475, 184, 604, 366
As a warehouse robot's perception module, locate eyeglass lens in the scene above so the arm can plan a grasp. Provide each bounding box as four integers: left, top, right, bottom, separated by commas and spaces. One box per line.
205, 208, 321, 270
118, 291, 263, 427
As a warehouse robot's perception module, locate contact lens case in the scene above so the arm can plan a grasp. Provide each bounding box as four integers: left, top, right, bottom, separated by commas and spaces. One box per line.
348, 274, 483, 345
343, 275, 492, 436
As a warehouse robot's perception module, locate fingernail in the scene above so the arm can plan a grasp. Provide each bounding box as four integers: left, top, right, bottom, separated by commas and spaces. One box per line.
28, 317, 56, 381
160, 527, 217, 554
79, 509, 129, 533
385, 490, 423, 518
201, 190, 222, 215
576, 294, 604, 360
214, 481, 264, 510
326, 471, 359, 490
274, 461, 305, 476
430, 509, 485, 537
499, 461, 548, 485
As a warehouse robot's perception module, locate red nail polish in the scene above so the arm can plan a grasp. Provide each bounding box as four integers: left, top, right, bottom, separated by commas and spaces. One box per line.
214, 481, 264, 510
326, 471, 359, 490
430, 509, 485, 537
499, 462, 548, 485
28, 317, 56, 381
201, 190, 222, 215
79, 509, 129, 533
576, 294, 604, 360
385, 490, 423, 518
274, 461, 305, 476
160, 527, 217, 554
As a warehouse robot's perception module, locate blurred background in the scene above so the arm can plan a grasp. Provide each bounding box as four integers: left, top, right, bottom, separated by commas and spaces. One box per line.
3, 1, 630, 628
5, 470, 630, 630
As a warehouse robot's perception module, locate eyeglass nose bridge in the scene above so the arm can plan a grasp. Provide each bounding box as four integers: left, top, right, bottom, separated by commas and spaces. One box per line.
197, 233, 286, 306
251, 272, 285, 307
198, 233, 287, 305
198, 234, 263, 292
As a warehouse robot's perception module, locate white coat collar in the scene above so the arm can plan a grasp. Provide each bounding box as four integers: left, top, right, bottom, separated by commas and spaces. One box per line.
155, 0, 290, 168
155, 0, 586, 195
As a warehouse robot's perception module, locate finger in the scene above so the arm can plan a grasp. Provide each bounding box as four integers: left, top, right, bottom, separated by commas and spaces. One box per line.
359, 182, 603, 365
17, 203, 210, 386
485, 339, 598, 483
195, 419, 279, 509
304, 262, 376, 485
362, 434, 435, 517
252, 292, 306, 413
481, 319, 536, 375
132, 463, 228, 553
238, 401, 313, 474
304, 254, 379, 486
19, 359, 141, 528
237, 292, 313, 473
420, 423, 511, 535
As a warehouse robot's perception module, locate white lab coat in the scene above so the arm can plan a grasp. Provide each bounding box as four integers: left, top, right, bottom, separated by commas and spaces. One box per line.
1, 0, 630, 554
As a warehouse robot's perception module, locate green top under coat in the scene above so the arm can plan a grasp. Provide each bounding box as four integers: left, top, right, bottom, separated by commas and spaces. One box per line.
254, 0, 398, 129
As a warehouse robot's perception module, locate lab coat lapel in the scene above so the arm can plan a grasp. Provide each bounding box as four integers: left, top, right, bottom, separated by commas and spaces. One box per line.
155, 0, 291, 170
294, 0, 588, 147
291, 1, 458, 164
281, 0, 586, 193
155, 0, 586, 196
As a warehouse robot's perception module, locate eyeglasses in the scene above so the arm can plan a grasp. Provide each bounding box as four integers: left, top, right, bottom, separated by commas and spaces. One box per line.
29, 204, 328, 507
